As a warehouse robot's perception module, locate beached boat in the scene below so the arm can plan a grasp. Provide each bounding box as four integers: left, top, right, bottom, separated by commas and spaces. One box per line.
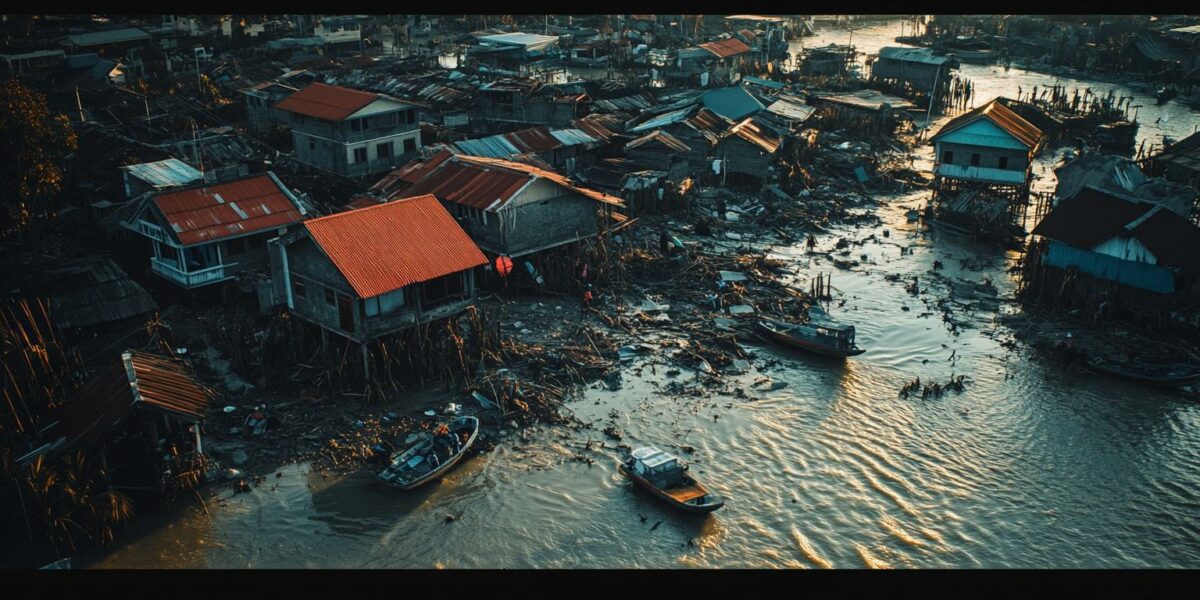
619, 446, 724, 514
758, 308, 865, 358
377, 416, 479, 490
1085, 358, 1200, 389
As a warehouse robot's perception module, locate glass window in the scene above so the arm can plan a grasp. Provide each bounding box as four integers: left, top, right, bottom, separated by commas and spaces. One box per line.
403, 137, 416, 154
942, 150, 953, 163
308, 138, 316, 151
354, 147, 367, 163
998, 156, 1009, 169
325, 287, 335, 306
377, 142, 392, 158
970, 153, 980, 167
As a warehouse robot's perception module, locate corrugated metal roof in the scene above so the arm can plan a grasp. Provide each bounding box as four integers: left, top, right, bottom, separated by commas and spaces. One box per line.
398, 151, 622, 212
724, 117, 782, 154
699, 38, 752, 58
701, 86, 766, 121
477, 32, 560, 48
63, 28, 150, 48
573, 113, 622, 141
931, 99, 1043, 150
767, 98, 816, 122
626, 130, 691, 153
304, 195, 486, 299
878, 46, 954, 66
937, 120, 1032, 150
742, 76, 785, 90
274, 82, 378, 121
121, 159, 204, 190
549, 128, 599, 147
506, 127, 562, 153
629, 107, 693, 133
1034, 187, 1200, 274
815, 89, 917, 111
935, 163, 1028, 185
453, 135, 521, 159
152, 173, 304, 246
46, 350, 213, 455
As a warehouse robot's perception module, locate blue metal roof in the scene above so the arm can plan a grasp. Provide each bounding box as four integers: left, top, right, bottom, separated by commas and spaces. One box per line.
936, 119, 1030, 150
701, 86, 765, 121
121, 159, 205, 190
629, 107, 694, 133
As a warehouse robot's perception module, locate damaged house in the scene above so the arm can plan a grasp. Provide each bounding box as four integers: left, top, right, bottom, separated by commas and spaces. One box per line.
275, 82, 422, 177
1024, 187, 1200, 323
928, 99, 1045, 238
377, 151, 623, 259
117, 172, 306, 289
626, 106, 731, 179
16, 350, 213, 508
714, 116, 787, 186
269, 195, 486, 363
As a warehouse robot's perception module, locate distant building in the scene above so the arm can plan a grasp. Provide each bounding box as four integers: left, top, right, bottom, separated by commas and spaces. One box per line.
270, 194, 486, 349
118, 172, 306, 289
870, 47, 958, 93
59, 28, 152, 55
119, 159, 205, 200
275, 82, 422, 177
241, 81, 299, 133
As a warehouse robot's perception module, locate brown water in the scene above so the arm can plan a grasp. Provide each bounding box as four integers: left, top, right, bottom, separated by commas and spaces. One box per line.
91, 19, 1200, 569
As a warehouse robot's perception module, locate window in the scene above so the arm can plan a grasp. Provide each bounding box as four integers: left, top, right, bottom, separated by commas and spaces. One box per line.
228, 237, 247, 255
422, 272, 466, 307
970, 153, 980, 167
942, 150, 953, 164
379, 288, 405, 314
350, 118, 362, 132
325, 287, 335, 306
354, 147, 368, 163
998, 156, 1009, 169
364, 296, 380, 316
405, 109, 416, 125
292, 278, 306, 298
377, 142, 392, 159
403, 137, 416, 154
308, 138, 316, 151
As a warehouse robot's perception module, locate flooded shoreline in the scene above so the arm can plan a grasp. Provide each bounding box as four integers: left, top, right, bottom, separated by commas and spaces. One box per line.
32, 17, 1200, 570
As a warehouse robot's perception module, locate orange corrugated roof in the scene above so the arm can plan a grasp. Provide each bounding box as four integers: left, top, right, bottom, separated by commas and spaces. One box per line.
626, 130, 692, 153
725, 117, 781, 154
699, 38, 752, 58
303, 194, 486, 299
152, 174, 304, 246
274, 82, 379, 122
932, 98, 1044, 150
396, 151, 624, 212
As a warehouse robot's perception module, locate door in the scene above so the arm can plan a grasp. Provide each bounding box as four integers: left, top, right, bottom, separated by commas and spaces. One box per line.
337, 294, 355, 333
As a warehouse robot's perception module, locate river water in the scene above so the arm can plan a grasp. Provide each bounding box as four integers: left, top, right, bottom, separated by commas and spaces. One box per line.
91, 19, 1200, 569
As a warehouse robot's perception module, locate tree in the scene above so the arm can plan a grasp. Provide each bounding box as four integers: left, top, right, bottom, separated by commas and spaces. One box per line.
0, 79, 77, 230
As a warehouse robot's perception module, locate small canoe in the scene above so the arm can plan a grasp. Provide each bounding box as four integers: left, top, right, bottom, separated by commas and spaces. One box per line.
619, 447, 724, 514
377, 416, 479, 490
1085, 359, 1200, 389
759, 314, 865, 359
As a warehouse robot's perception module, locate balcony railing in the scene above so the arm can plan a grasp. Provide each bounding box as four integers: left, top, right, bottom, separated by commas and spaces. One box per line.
151, 258, 236, 288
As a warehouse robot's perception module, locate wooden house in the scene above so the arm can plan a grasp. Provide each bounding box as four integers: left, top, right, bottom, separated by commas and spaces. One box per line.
715, 117, 786, 185
270, 195, 486, 349
275, 82, 422, 177
1024, 187, 1200, 320
381, 151, 623, 259
118, 172, 306, 289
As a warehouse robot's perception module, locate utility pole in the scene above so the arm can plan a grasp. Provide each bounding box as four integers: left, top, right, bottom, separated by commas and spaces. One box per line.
195, 47, 202, 96
75, 85, 85, 123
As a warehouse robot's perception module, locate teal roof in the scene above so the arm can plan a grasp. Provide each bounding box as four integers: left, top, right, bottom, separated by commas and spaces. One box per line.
701, 86, 765, 121
936, 119, 1029, 150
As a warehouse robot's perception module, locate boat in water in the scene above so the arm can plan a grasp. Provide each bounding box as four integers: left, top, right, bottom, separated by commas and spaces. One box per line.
1085, 358, 1200, 389
758, 307, 865, 358
377, 416, 479, 490
619, 446, 724, 514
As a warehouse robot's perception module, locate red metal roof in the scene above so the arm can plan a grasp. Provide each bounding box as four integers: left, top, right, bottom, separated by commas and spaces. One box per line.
274, 82, 378, 122
47, 350, 213, 454
699, 38, 752, 58
303, 194, 487, 299
153, 174, 304, 246
506, 126, 563, 153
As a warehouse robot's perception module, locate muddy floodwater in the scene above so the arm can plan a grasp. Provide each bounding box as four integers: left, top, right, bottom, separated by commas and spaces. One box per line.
92, 20, 1200, 569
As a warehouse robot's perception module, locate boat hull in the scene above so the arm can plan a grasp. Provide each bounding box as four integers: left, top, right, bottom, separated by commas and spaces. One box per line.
619, 464, 724, 513
1085, 361, 1200, 389
378, 416, 479, 490
758, 320, 865, 359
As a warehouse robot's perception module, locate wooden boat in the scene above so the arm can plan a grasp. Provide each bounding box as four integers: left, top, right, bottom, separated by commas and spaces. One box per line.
377, 416, 479, 490
619, 446, 724, 514
1085, 358, 1200, 389
758, 308, 865, 358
